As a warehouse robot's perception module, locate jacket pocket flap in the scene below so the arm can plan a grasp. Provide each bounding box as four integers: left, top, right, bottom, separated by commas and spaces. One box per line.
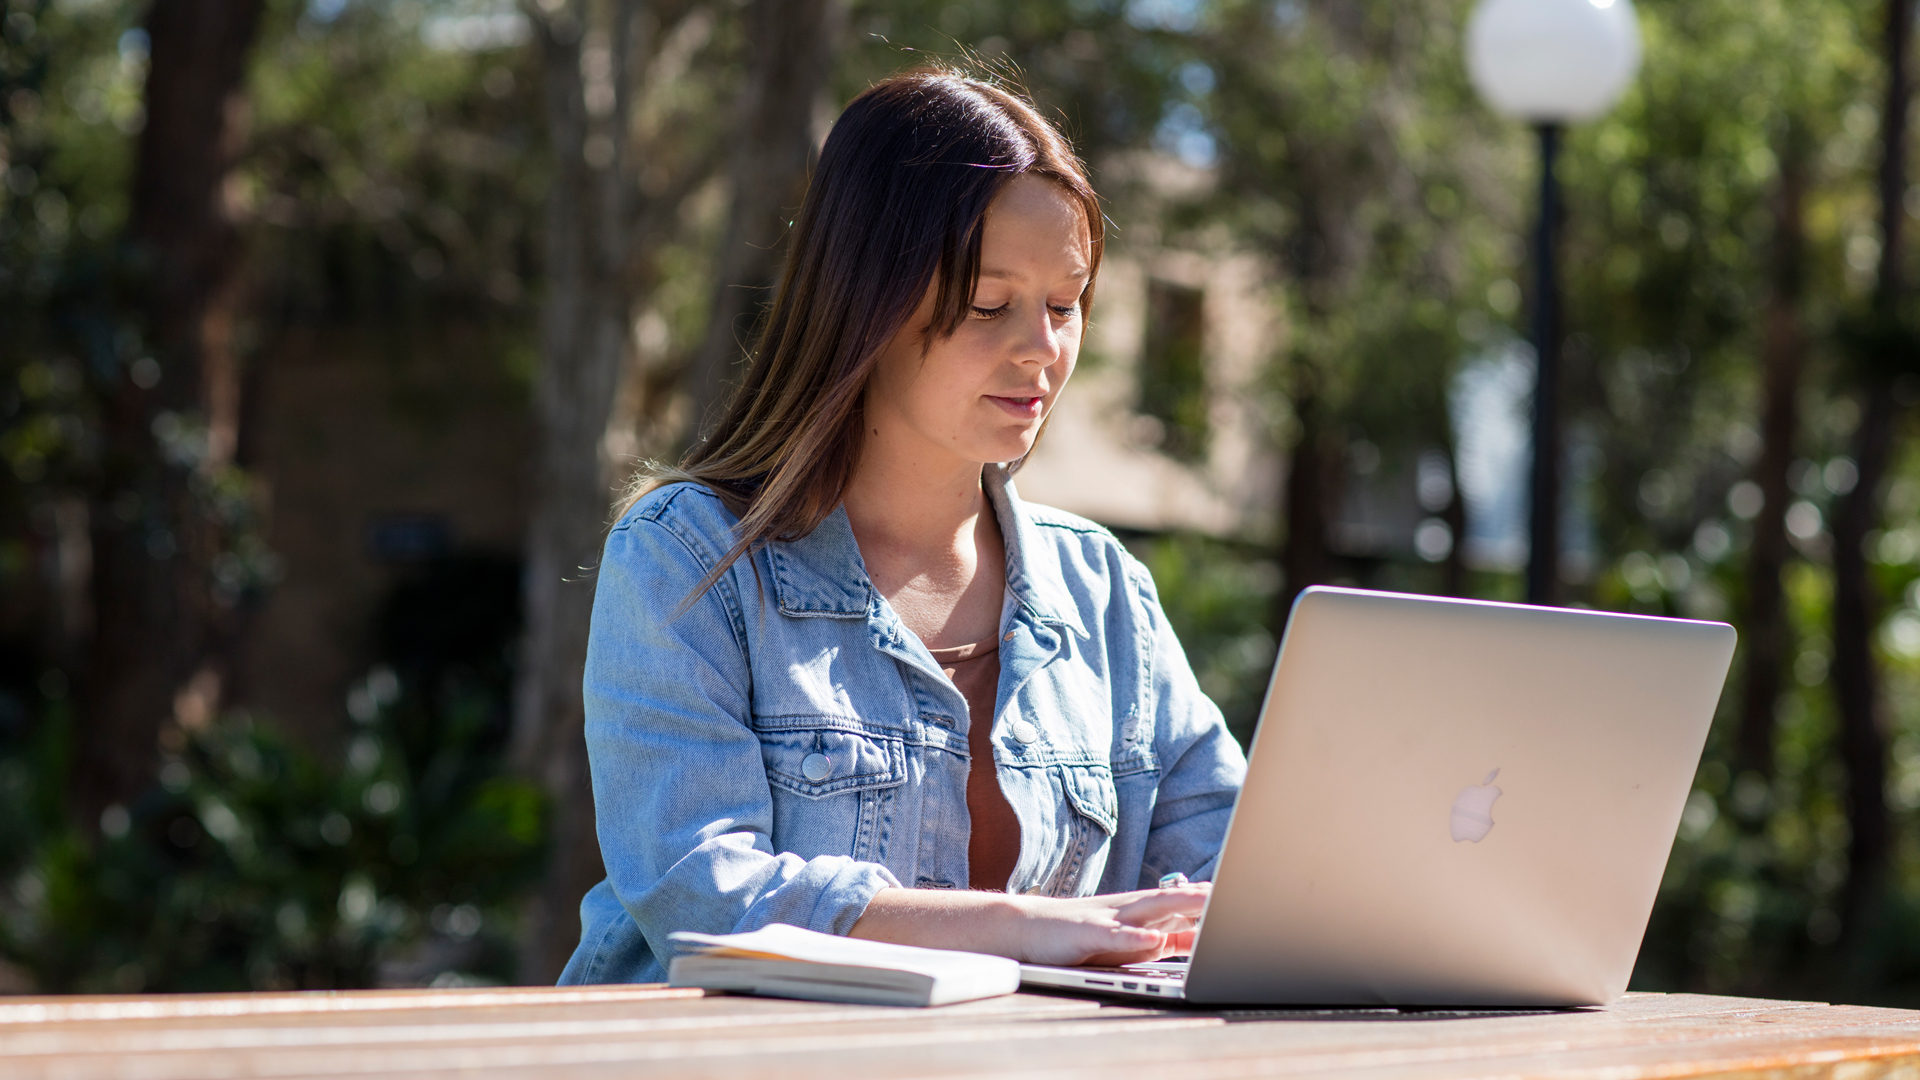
760, 728, 906, 798
1061, 765, 1118, 836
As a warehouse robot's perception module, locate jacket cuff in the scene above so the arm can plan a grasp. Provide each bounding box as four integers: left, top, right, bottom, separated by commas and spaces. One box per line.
736, 855, 903, 938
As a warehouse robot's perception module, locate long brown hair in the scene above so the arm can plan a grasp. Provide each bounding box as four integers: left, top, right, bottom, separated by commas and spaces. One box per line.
626, 67, 1104, 599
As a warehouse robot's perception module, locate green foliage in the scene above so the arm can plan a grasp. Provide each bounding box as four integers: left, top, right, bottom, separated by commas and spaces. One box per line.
1563, 0, 1875, 560
242, 0, 549, 330
1131, 533, 1277, 747
0, 0, 142, 498
0, 668, 546, 993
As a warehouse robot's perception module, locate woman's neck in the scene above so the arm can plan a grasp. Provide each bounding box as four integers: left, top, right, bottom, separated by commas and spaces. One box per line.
842, 443, 1005, 650
844, 448, 985, 552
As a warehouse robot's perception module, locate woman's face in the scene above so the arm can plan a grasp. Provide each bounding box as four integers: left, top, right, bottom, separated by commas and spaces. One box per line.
865, 173, 1093, 473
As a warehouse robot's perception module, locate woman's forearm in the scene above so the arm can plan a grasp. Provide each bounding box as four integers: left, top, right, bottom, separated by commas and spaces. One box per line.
847, 884, 1207, 965
847, 887, 1037, 955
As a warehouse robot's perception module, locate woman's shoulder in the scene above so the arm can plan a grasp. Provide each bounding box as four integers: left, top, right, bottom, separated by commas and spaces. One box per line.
615, 480, 738, 529
1013, 499, 1154, 597
1019, 499, 1117, 546
607, 481, 744, 570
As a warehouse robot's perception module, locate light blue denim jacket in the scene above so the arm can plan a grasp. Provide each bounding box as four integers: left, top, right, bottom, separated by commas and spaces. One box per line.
558, 465, 1247, 985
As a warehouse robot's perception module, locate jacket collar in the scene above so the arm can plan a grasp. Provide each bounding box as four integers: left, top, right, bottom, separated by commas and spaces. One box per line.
766, 465, 1089, 640
984, 465, 1090, 640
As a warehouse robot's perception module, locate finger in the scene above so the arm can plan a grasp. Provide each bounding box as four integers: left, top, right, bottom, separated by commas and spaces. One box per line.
1079, 930, 1169, 968
1103, 924, 1162, 948
1161, 927, 1197, 955
1070, 923, 1161, 965
1112, 886, 1210, 926
1109, 882, 1210, 902
1081, 924, 1200, 967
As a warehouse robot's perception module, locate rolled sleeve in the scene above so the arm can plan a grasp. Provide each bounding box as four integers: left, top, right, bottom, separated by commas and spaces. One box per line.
574, 511, 899, 983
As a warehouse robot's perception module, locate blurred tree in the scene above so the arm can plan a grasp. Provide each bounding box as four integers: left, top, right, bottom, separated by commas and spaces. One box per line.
683, 0, 846, 440
1199, 0, 1505, 616
515, 0, 768, 982
1828, 0, 1912, 960
1563, 0, 1888, 999
77, 0, 265, 822
1737, 116, 1811, 781
516, 0, 647, 987
3, 0, 563, 991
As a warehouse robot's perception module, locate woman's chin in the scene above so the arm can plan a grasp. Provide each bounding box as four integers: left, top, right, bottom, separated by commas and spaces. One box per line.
977, 434, 1040, 465
942, 417, 1043, 467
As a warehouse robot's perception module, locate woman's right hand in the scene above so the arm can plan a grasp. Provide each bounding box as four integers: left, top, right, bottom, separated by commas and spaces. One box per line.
1011, 885, 1209, 966
848, 883, 1210, 966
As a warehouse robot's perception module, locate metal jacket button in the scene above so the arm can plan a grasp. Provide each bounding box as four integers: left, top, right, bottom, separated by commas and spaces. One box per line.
1010, 720, 1039, 744
801, 753, 832, 781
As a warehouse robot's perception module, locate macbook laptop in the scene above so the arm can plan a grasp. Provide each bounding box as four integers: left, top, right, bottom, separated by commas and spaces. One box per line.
1020, 586, 1737, 1007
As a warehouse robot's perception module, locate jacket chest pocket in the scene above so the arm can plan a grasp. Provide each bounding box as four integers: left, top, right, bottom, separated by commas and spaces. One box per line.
756, 722, 907, 863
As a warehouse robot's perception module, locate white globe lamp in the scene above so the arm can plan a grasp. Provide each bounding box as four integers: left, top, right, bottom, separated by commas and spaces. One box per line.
1466, 0, 1642, 123
1463, 0, 1640, 605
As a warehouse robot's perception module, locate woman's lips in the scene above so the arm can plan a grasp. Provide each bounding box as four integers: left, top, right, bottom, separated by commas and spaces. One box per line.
988, 394, 1045, 419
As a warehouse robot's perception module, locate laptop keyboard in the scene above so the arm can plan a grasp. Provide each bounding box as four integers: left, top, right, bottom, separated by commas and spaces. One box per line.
1074, 965, 1187, 981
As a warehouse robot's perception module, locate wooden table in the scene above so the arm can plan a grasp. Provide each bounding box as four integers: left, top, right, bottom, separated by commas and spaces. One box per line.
7, 983, 1920, 1079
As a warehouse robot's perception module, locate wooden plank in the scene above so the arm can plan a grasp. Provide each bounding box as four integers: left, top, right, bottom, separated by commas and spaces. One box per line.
0, 992, 1116, 1055
0, 1014, 1219, 1079
0, 985, 704, 1024
0, 988, 1791, 1038
269, 997, 1914, 1080
0, 988, 1110, 1043
0, 993, 1140, 1079
763, 1006, 1920, 1080
5, 988, 1920, 1080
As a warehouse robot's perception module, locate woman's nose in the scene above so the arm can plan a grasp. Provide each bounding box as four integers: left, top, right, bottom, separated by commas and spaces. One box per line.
1011, 306, 1059, 365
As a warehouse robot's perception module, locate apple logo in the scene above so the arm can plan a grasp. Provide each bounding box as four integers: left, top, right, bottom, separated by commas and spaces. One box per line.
1450, 768, 1503, 843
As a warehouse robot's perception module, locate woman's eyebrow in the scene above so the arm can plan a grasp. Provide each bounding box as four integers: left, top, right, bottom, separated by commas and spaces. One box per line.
978, 266, 1091, 284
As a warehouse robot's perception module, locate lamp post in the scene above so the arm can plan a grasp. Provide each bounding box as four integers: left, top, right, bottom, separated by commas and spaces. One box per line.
1466, 0, 1640, 605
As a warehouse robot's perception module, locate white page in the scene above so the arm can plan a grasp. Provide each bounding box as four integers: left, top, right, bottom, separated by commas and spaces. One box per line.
668, 924, 1019, 982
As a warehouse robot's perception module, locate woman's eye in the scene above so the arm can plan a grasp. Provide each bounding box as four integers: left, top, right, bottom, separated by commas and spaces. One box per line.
1049, 303, 1079, 318
970, 303, 1010, 319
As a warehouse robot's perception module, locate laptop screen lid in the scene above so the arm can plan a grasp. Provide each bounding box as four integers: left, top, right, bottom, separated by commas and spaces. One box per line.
1183, 587, 1735, 1007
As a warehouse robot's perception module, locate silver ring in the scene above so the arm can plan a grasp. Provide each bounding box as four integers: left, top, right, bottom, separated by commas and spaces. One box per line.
1158, 872, 1189, 888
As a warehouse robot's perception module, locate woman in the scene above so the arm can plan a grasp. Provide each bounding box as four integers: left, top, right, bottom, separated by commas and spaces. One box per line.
560, 69, 1246, 985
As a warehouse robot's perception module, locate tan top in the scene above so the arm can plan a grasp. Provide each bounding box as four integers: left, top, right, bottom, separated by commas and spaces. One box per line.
927, 635, 1021, 891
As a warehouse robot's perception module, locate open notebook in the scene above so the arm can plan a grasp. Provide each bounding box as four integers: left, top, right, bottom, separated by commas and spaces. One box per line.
666, 924, 1021, 1007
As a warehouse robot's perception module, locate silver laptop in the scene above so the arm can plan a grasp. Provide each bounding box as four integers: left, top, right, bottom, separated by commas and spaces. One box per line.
1021, 585, 1736, 1007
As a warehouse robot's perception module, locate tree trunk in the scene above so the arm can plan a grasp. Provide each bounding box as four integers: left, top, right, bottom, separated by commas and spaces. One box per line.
1735, 132, 1808, 780
1442, 447, 1469, 597
682, 0, 844, 440
79, 0, 264, 821
1829, 0, 1912, 956
1831, 387, 1897, 949
514, 0, 646, 985
514, 0, 844, 983
1277, 379, 1336, 630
